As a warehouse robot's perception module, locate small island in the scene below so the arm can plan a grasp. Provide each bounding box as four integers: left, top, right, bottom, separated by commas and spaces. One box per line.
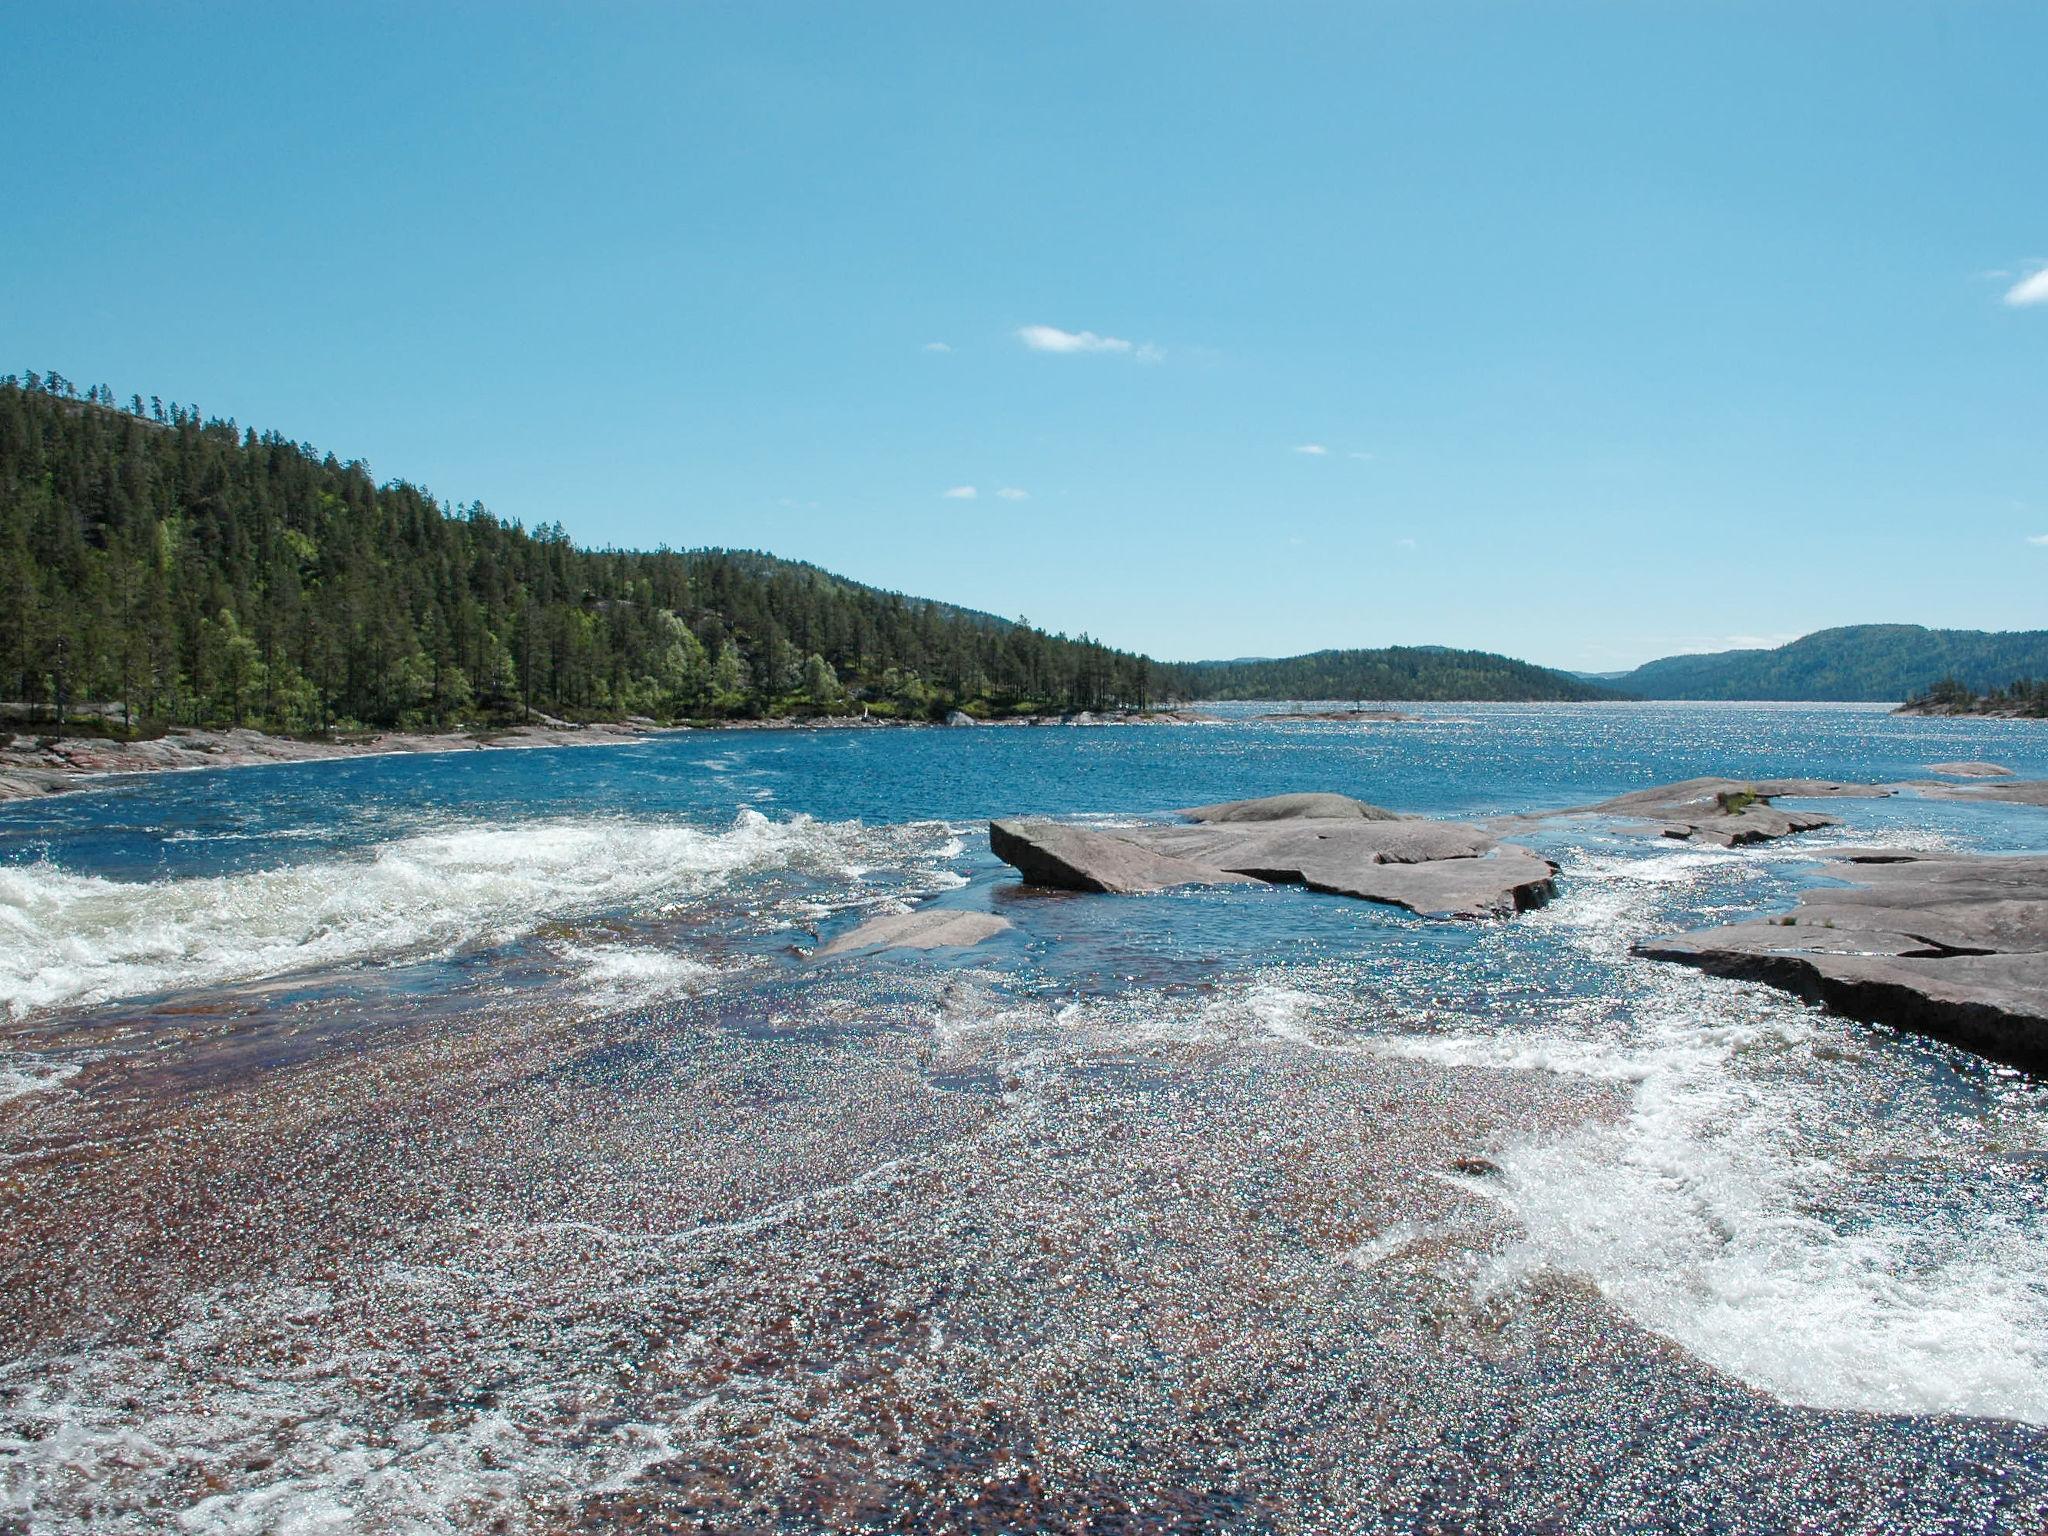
1895, 677, 2048, 718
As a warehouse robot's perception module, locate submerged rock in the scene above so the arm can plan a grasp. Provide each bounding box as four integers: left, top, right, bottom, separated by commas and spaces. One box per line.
989, 798, 1555, 919
1637, 851, 2048, 1072
816, 908, 1013, 956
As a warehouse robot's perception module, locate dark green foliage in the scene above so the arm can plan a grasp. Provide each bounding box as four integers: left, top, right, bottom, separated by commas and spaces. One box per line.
0, 375, 1155, 730
1610, 626, 2048, 702
1161, 646, 1623, 703
1899, 676, 2048, 718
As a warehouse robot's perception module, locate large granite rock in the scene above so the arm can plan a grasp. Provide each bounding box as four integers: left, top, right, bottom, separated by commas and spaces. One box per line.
987, 819, 1261, 895
990, 795, 1555, 919
1570, 777, 1892, 847
1928, 761, 2014, 778
1636, 851, 2048, 1072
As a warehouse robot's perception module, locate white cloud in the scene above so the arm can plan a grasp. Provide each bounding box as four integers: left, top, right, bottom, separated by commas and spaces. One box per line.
1348, 451, 1374, 461
2027, 533, 2048, 546
996, 486, 1029, 501
2004, 267, 2048, 306
942, 485, 977, 500
1394, 537, 1417, 548
1293, 443, 1328, 456
1017, 324, 1134, 354
923, 340, 952, 353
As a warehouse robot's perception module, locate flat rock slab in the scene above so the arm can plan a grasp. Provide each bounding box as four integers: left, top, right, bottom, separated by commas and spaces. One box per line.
991, 794, 1555, 919
816, 909, 1013, 957
1637, 851, 2048, 1073
1180, 792, 1400, 824
1570, 777, 1892, 847
1928, 761, 2015, 778
988, 819, 1261, 895
1904, 778, 2048, 808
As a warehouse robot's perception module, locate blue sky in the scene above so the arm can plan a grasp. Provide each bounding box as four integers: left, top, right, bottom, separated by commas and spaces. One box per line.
5, 3, 2044, 669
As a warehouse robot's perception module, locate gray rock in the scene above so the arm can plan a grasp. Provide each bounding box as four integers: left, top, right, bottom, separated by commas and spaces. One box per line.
987, 820, 1260, 895
1179, 792, 1400, 824
1906, 779, 2048, 808
817, 909, 1012, 957
944, 710, 977, 728
1636, 852, 2048, 1072
1570, 777, 1891, 846
989, 808, 1555, 919
1928, 761, 2015, 778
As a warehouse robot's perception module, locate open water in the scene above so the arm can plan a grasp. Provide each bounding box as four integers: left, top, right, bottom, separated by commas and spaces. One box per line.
3, 703, 2046, 1532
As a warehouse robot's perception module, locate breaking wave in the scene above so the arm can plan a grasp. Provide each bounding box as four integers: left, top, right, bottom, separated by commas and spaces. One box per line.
0, 811, 948, 1019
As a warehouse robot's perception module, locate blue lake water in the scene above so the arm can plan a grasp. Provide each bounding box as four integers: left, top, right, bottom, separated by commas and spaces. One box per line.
3, 703, 2047, 1532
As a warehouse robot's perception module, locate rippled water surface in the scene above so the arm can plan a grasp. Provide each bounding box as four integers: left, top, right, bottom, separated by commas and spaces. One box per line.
3, 703, 2047, 1532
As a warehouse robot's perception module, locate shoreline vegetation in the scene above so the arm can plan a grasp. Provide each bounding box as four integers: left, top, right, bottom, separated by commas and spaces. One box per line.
0, 372, 1616, 743
1895, 677, 2048, 719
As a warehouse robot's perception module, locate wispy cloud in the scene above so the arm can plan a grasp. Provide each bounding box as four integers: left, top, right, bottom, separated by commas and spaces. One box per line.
1016, 323, 1151, 357
1348, 451, 1374, 461
996, 486, 1029, 501
941, 485, 977, 500
1394, 537, 1417, 549
1292, 443, 1328, 456
922, 340, 953, 353
2027, 533, 2048, 546
2005, 267, 2048, 307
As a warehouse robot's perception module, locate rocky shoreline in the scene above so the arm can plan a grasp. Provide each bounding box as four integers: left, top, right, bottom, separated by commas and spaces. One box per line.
0, 709, 1212, 803
1638, 850, 2048, 1073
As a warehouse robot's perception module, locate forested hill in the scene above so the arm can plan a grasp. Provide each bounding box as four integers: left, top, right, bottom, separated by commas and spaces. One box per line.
1605, 625, 2048, 701
1162, 647, 1623, 703
0, 373, 1153, 729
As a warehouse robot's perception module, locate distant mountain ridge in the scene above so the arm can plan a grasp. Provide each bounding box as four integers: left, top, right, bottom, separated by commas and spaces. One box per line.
1606, 625, 2048, 702
1166, 646, 1622, 703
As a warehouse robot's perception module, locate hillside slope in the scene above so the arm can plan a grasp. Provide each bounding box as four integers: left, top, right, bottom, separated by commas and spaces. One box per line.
1609, 625, 2048, 701
1165, 647, 1623, 703
0, 374, 1151, 729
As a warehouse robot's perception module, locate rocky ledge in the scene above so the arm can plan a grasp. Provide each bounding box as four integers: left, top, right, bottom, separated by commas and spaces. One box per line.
989, 793, 1556, 919
1567, 777, 1893, 847
1637, 851, 2048, 1072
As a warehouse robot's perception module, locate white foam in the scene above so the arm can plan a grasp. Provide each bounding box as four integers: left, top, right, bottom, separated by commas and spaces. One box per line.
555, 943, 717, 1009
0, 811, 937, 1019
0, 1054, 81, 1103
1419, 839, 2048, 1423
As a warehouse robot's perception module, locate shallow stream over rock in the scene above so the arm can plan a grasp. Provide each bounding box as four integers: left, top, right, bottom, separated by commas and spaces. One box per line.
3, 703, 2047, 1532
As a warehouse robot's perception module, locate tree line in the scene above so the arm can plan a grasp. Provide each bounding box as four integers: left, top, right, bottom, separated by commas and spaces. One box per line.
1900, 677, 2048, 718
1159, 646, 1620, 703
0, 372, 1157, 733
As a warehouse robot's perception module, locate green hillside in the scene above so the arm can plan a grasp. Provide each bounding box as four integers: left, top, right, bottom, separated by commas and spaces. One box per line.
1163, 647, 1623, 703
1608, 625, 2048, 702
0, 372, 1153, 730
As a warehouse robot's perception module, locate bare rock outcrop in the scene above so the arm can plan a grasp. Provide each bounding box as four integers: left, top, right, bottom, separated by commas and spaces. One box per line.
1570, 777, 1892, 847
989, 794, 1555, 919
1636, 851, 2048, 1072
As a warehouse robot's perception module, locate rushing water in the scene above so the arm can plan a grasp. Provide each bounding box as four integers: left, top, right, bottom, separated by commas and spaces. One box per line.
3, 703, 2046, 1532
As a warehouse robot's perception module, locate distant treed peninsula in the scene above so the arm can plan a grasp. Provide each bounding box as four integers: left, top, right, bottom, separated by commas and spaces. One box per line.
1158, 649, 1621, 704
